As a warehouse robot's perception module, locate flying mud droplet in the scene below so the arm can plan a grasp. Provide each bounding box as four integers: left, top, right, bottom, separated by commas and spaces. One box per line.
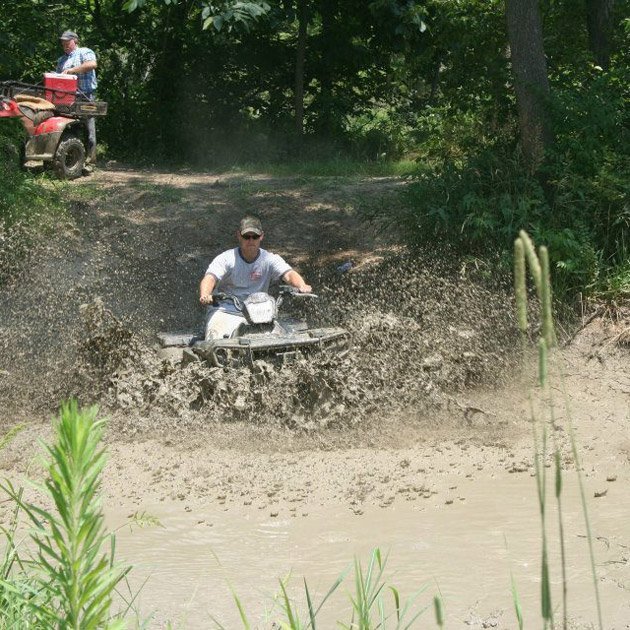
0, 207, 519, 432
47, 251, 521, 432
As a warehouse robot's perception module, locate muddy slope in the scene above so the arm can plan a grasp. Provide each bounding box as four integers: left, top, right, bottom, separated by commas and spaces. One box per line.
1, 166, 519, 432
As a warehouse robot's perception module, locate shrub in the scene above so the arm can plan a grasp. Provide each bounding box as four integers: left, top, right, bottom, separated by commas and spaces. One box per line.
393, 65, 629, 297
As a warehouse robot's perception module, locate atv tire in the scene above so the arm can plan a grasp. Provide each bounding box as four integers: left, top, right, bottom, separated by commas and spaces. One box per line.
53, 136, 85, 180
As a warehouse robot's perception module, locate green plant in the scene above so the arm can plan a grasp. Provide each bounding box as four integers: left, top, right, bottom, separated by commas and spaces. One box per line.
514, 231, 603, 630
345, 109, 410, 160
0, 401, 131, 629
340, 549, 428, 629
218, 548, 429, 629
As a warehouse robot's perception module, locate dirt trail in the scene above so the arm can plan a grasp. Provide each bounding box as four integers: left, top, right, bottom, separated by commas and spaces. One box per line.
0, 166, 628, 627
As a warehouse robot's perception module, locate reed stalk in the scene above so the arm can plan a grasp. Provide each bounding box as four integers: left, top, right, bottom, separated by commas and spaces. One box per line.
514, 232, 603, 630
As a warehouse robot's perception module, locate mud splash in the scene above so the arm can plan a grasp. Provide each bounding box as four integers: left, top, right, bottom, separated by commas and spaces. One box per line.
69, 252, 520, 433
0, 170, 521, 432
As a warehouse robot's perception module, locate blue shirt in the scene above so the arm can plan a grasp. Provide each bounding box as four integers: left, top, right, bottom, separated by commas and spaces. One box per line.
56, 47, 97, 95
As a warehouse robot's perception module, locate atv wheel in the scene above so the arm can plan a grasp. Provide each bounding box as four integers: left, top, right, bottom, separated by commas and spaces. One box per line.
53, 136, 86, 180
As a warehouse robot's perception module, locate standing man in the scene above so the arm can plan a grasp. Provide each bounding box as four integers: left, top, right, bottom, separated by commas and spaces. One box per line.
200, 215, 312, 340
56, 30, 98, 164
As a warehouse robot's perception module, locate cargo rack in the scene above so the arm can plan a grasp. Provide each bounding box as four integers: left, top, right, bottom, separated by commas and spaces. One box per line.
0, 80, 107, 117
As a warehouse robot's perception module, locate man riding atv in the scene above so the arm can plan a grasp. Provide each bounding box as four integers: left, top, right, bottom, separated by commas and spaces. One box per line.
200, 215, 312, 340
157, 215, 346, 367
0, 30, 105, 179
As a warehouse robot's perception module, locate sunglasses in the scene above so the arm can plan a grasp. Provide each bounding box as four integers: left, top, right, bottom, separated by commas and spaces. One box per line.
241, 233, 261, 240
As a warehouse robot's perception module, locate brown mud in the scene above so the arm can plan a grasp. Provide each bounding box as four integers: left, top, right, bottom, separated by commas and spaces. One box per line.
0, 166, 628, 627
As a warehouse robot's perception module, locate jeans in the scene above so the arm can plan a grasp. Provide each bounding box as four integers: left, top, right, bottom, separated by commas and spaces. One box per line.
83, 92, 97, 162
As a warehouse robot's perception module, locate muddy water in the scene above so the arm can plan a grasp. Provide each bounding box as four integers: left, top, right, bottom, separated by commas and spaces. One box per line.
107, 474, 630, 628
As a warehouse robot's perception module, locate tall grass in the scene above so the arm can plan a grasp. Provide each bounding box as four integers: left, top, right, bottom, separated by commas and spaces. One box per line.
0, 402, 131, 629
513, 231, 603, 630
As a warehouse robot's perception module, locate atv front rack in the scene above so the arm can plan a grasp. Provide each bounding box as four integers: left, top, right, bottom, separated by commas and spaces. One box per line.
194, 327, 350, 367
157, 327, 350, 368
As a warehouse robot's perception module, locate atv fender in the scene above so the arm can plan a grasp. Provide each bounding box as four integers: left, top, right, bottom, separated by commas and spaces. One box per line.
25, 117, 84, 160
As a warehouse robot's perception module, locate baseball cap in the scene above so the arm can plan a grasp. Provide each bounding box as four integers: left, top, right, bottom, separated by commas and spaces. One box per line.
239, 216, 263, 236
60, 31, 79, 41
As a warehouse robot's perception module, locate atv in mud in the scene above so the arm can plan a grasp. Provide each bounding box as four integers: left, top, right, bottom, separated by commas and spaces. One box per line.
0, 74, 107, 180
157, 286, 349, 368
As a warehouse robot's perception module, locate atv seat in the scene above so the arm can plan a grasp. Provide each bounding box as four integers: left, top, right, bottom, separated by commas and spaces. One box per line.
15, 94, 56, 126
15, 94, 55, 110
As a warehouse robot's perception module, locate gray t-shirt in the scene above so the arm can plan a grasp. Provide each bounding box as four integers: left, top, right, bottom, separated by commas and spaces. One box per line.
205, 247, 292, 313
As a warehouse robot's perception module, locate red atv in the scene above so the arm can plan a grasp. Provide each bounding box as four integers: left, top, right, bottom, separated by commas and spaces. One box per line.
0, 73, 107, 180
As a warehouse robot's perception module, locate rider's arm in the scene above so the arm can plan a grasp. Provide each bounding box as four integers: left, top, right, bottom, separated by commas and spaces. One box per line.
62, 60, 97, 75
200, 274, 217, 304
282, 269, 311, 293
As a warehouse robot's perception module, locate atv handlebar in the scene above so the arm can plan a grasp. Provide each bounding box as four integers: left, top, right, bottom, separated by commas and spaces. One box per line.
279, 285, 318, 298
210, 288, 317, 307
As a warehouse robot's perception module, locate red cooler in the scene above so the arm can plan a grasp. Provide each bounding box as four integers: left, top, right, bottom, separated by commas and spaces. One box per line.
44, 73, 77, 105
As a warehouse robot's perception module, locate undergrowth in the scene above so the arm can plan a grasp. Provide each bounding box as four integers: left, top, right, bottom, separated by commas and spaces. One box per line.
379, 65, 629, 300
0, 123, 67, 287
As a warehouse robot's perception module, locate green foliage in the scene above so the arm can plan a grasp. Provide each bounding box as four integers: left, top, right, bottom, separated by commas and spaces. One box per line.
0, 0, 507, 163
393, 55, 628, 297
0, 402, 130, 629
599, 259, 630, 299
0, 124, 66, 286
0, 0, 59, 80
201, 1, 272, 32
345, 109, 410, 160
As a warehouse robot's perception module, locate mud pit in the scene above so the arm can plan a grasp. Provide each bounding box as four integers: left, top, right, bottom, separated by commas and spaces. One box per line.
0, 166, 629, 627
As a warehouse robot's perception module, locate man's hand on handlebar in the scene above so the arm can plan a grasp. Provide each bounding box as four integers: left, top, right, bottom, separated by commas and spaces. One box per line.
280, 284, 317, 298
200, 292, 233, 306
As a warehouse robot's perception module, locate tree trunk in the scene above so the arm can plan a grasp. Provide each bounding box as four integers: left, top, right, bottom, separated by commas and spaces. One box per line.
294, 0, 308, 141
317, 0, 336, 136
586, 0, 614, 69
505, 0, 553, 170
